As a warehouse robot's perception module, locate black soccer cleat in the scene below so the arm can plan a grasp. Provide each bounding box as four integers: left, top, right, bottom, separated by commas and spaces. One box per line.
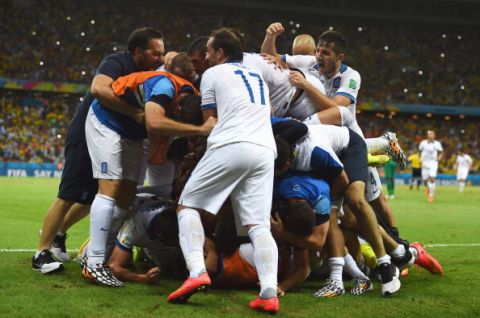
32, 249, 64, 274
378, 262, 400, 296
52, 233, 70, 262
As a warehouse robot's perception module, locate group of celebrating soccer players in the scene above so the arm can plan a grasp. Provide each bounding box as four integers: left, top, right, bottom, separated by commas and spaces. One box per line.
31, 22, 444, 314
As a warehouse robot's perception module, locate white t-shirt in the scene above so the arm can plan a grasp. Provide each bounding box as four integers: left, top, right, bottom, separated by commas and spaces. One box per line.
456, 154, 473, 170
419, 140, 443, 163
283, 54, 362, 133
200, 62, 276, 155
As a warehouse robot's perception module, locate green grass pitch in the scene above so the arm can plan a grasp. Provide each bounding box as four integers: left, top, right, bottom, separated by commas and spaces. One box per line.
0, 177, 479, 317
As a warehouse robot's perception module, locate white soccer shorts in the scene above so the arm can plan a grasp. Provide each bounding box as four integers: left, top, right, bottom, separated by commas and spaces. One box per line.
179, 142, 275, 228
365, 167, 382, 202
421, 161, 438, 180
85, 107, 144, 182
457, 168, 469, 181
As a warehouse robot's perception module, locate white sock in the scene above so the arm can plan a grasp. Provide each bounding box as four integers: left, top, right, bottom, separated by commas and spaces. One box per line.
377, 254, 391, 266
35, 251, 42, 258
248, 225, 278, 296
87, 194, 115, 267
343, 253, 368, 280
303, 113, 321, 125
365, 137, 389, 154
56, 231, 66, 237
459, 181, 465, 192
390, 244, 406, 258
329, 257, 345, 288
105, 205, 129, 260
428, 181, 436, 195
177, 208, 205, 278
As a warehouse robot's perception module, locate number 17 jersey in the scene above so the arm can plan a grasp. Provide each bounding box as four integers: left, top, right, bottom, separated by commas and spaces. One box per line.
200, 62, 276, 155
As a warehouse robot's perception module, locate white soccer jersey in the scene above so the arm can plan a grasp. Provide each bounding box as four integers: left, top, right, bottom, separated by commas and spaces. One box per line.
242, 53, 295, 115
293, 124, 350, 172
200, 62, 276, 154
419, 140, 443, 163
283, 55, 362, 132
116, 194, 174, 250
456, 154, 473, 170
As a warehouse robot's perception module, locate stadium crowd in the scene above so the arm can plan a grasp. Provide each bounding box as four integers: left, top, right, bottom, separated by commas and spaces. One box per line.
1, 0, 479, 106
1, 92, 477, 173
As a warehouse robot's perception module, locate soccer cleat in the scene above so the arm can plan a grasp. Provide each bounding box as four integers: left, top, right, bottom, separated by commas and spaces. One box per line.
378, 262, 401, 296
382, 132, 407, 170
167, 272, 211, 304
313, 279, 345, 298
392, 247, 415, 270
249, 296, 279, 314
360, 243, 378, 270
411, 242, 443, 275
350, 277, 373, 295
82, 263, 123, 287
52, 233, 70, 262
32, 249, 64, 274
368, 154, 390, 167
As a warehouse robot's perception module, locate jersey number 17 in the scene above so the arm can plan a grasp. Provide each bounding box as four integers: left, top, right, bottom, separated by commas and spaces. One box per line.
234, 69, 266, 105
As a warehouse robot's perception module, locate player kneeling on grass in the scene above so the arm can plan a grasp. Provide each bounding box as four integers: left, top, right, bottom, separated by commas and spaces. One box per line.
79, 194, 188, 284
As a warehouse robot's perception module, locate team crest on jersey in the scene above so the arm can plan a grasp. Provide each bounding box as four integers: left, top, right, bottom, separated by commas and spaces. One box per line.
293, 184, 301, 192
333, 77, 341, 89
349, 79, 357, 89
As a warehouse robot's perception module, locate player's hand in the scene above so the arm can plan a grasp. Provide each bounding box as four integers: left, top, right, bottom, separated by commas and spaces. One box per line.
260, 53, 285, 70
266, 22, 284, 37
289, 70, 308, 90
143, 267, 161, 284
270, 212, 284, 238
163, 51, 178, 72
132, 109, 145, 124
200, 116, 217, 135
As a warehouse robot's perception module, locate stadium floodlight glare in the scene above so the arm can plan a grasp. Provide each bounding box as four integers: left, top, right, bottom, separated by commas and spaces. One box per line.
81, 32, 85, 37
358, 26, 363, 32
384, 45, 389, 51
418, 70, 423, 75
440, 53, 445, 58
329, 26, 334, 30
418, 92, 423, 97
460, 85, 465, 90
39, 61, 44, 66
81, 71, 86, 75
66, 16, 71, 21
403, 88, 408, 93
295, 23, 300, 28
442, 34, 447, 39
32, 31, 36, 36
90, 20, 95, 25
186, 33, 191, 38
56, 41, 60, 45
457, 35, 462, 40
289, 21, 294, 25
85, 47, 91, 52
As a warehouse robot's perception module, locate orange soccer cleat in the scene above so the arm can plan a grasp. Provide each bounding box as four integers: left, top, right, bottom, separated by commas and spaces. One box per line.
249, 296, 280, 314
411, 242, 443, 275
167, 272, 211, 304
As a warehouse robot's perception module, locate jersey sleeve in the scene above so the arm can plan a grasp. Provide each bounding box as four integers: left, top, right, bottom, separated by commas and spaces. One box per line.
115, 218, 135, 251
436, 141, 443, 152
200, 69, 217, 111
145, 77, 175, 107
335, 71, 361, 104
96, 54, 125, 80
419, 141, 424, 151
310, 146, 344, 181
282, 54, 316, 69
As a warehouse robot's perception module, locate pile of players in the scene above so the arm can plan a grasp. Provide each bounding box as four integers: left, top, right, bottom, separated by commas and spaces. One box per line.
31, 24, 443, 314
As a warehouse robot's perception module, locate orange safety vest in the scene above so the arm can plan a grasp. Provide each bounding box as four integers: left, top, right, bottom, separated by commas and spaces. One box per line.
112, 71, 199, 165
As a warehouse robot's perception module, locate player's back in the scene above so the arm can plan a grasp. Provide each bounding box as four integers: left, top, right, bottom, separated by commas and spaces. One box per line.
200, 62, 275, 153
242, 53, 294, 116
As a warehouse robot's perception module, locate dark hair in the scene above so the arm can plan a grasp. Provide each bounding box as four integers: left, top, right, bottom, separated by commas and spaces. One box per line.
179, 95, 202, 125
127, 27, 163, 52
210, 27, 245, 62
318, 30, 346, 54
187, 36, 209, 56
282, 200, 316, 237
274, 136, 293, 172
171, 52, 194, 77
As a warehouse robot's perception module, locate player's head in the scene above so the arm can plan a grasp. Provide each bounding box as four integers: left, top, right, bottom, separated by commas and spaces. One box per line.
427, 130, 436, 141
187, 36, 210, 75
274, 136, 294, 177
178, 94, 202, 125
292, 34, 316, 56
128, 27, 165, 70
171, 52, 197, 83
207, 27, 245, 66
315, 30, 346, 78
279, 199, 316, 237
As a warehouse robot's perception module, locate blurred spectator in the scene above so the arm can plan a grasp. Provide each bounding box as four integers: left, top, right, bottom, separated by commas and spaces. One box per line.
0, 0, 478, 106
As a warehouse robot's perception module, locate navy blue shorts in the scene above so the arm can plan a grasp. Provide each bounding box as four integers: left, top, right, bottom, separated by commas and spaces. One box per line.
58, 139, 98, 204
339, 129, 368, 184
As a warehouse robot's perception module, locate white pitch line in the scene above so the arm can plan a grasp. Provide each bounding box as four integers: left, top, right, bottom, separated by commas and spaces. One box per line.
0, 249, 80, 252
1, 244, 480, 252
